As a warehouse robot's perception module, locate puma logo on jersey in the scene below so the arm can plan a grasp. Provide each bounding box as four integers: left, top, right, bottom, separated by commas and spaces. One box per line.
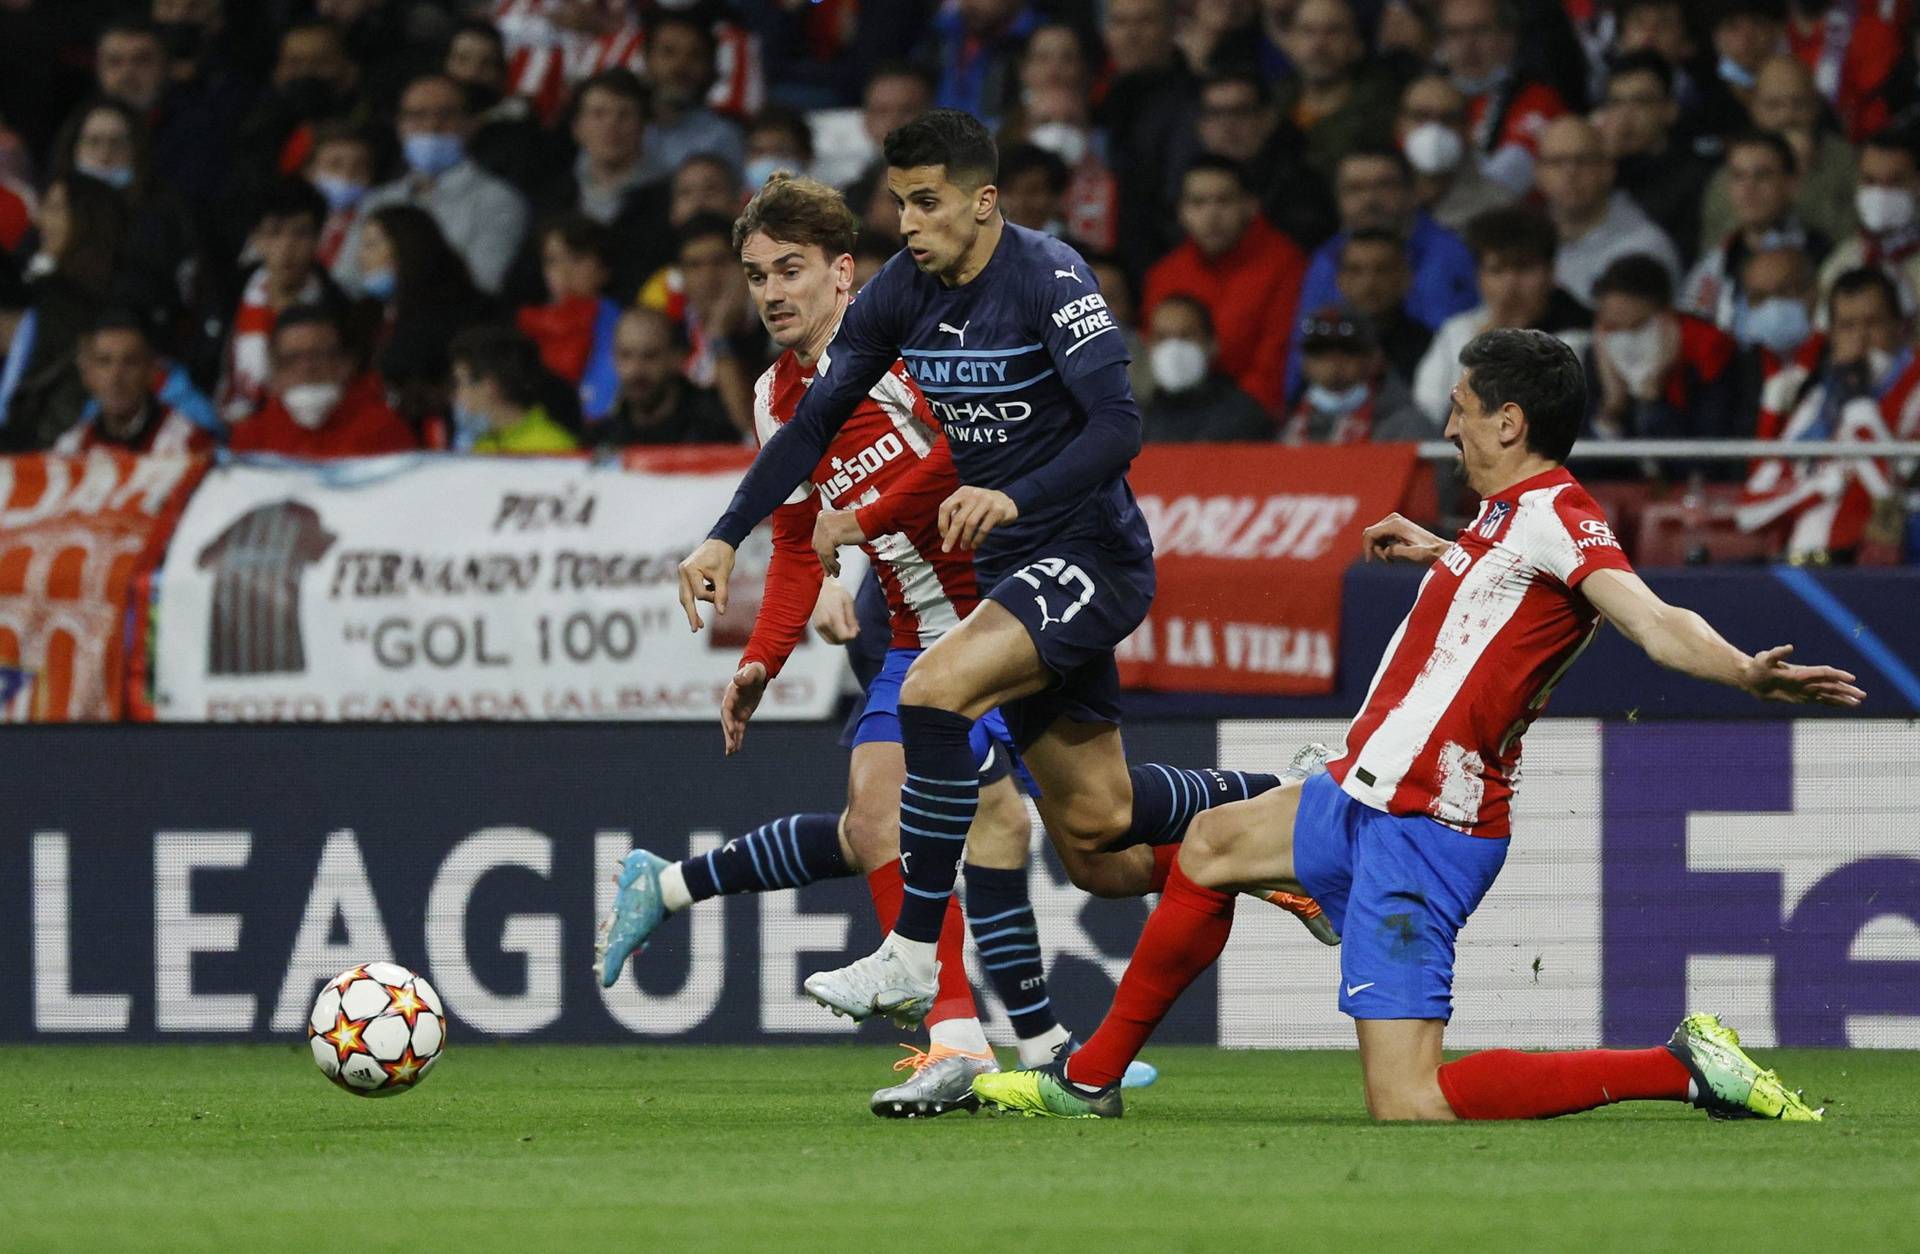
1054, 265, 1081, 282
937, 320, 969, 345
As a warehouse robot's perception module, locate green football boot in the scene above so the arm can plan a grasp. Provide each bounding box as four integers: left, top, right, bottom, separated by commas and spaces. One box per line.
971, 1059, 1123, 1119
1667, 1012, 1823, 1122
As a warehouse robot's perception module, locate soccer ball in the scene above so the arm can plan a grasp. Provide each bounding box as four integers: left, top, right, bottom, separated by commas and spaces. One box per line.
308, 962, 446, 1097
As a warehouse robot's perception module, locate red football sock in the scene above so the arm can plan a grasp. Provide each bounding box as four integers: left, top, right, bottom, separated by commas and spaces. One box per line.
1148, 844, 1179, 893
865, 865, 976, 1025
1066, 860, 1235, 1089
1436, 1047, 1692, 1120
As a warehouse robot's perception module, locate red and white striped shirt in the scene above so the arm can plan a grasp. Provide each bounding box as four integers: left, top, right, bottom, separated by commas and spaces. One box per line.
493, 0, 762, 125
1330, 468, 1633, 839
740, 344, 978, 677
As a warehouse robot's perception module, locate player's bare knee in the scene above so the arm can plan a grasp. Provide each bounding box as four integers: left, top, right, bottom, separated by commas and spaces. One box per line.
1178, 810, 1238, 884
840, 803, 898, 872
898, 657, 960, 711
1057, 845, 1132, 898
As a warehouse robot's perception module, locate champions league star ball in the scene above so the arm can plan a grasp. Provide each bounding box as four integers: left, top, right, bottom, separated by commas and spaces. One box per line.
308, 963, 446, 1097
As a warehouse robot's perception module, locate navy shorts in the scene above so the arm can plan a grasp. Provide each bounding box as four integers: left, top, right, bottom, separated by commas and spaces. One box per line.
841, 647, 1030, 791
1292, 772, 1509, 1022
982, 541, 1156, 748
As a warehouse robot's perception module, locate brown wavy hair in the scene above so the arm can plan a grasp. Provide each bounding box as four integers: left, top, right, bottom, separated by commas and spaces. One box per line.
730, 171, 859, 261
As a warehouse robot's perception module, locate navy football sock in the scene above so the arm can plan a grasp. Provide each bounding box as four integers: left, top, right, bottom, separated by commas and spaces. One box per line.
893, 704, 980, 943
1121, 765, 1284, 847
680, 813, 848, 903
963, 863, 1057, 1040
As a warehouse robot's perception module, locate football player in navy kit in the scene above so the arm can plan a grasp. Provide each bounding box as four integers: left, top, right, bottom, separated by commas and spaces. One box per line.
676, 111, 1328, 1024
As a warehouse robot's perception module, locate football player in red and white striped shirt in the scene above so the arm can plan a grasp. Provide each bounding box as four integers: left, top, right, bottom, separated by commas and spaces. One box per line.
976, 328, 1861, 1123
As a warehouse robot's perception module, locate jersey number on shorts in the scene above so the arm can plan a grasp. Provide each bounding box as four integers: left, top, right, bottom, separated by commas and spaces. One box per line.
1013, 557, 1095, 631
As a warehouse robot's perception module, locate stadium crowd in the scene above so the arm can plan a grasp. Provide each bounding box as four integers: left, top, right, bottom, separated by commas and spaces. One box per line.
0, 0, 1916, 562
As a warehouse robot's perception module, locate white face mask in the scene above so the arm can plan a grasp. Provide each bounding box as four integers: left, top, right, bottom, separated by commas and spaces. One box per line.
1306, 381, 1370, 415
1868, 347, 1897, 383
1855, 185, 1916, 235
1600, 320, 1667, 395
1027, 122, 1089, 167
281, 381, 342, 429
1402, 122, 1465, 176
1149, 338, 1208, 393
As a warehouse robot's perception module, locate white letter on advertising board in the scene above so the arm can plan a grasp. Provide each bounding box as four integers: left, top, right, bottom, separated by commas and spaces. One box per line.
32, 833, 131, 1032
269, 830, 397, 1031
425, 828, 561, 1034
154, 831, 256, 1031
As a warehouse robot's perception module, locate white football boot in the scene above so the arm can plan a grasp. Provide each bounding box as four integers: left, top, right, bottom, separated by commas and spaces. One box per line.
803, 936, 939, 1027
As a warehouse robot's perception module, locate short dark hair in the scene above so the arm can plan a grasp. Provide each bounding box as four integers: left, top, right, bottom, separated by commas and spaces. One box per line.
998, 142, 1069, 196
449, 17, 506, 57
273, 303, 347, 349
1716, 0, 1787, 23
541, 212, 613, 267
1828, 266, 1903, 321
449, 324, 549, 408
1592, 252, 1674, 306
1201, 69, 1271, 107
1338, 144, 1412, 184
1862, 125, 1920, 169
255, 177, 328, 233
749, 103, 815, 163
1465, 205, 1557, 267
1606, 49, 1675, 96
883, 108, 999, 190
678, 209, 738, 252
574, 67, 648, 117
1457, 329, 1586, 462
1153, 292, 1215, 338
1181, 152, 1253, 195
86, 307, 154, 346
731, 172, 859, 259
648, 11, 717, 54
865, 60, 935, 100
402, 72, 471, 116
1727, 129, 1798, 177
98, 17, 162, 48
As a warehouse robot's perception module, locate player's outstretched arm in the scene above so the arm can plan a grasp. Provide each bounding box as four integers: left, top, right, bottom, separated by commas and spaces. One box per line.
1581, 568, 1866, 707
1362, 513, 1449, 564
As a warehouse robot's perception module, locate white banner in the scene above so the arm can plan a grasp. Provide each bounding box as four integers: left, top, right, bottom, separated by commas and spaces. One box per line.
153, 454, 852, 722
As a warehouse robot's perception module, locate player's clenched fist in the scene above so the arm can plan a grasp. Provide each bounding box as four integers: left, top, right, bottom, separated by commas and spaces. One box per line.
939, 486, 1018, 553
677, 538, 737, 630
1362, 512, 1447, 565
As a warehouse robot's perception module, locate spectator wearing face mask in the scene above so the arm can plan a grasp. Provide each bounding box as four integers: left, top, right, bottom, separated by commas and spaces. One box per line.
591, 307, 736, 447
1693, 0, 1787, 140
447, 324, 578, 455
54, 309, 217, 455
1140, 294, 1272, 442
1394, 73, 1516, 236
1585, 253, 1741, 454
341, 73, 531, 296
305, 122, 377, 273
229, 305, 415, 458
517, 214, 621, 426
1282, 308, 1432, 445
1741, 266, 1920, 561
48, 97, 197, 325
1682, 131, 1832, 339
1732, 246, 1826, 410
230, 20, 364, 208
356, 204, 498, 431
1433, 0, 1569, 195
742, 105, 815, 192
1020, 81, 1118, 257
1818, 128, 1920, 316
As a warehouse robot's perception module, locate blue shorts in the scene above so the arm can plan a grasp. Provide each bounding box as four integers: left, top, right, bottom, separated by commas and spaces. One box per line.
845, 647, 1030, 790
982, 541, 1156, 748
1292, 772, 1509, 1022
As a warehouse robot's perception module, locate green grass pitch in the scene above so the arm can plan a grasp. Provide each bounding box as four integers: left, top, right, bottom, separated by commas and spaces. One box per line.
4, 1045, 1914, 1252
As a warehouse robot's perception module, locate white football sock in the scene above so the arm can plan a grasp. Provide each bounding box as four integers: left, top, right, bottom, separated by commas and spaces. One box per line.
929, 1016, 991, 1055
658, 863, 692, 913
886, 934, 938, 981
1017, 1023, 1072, 1068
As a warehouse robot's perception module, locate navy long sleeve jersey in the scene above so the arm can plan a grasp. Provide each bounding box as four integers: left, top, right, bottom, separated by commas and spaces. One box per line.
709, 223, 1153, 582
